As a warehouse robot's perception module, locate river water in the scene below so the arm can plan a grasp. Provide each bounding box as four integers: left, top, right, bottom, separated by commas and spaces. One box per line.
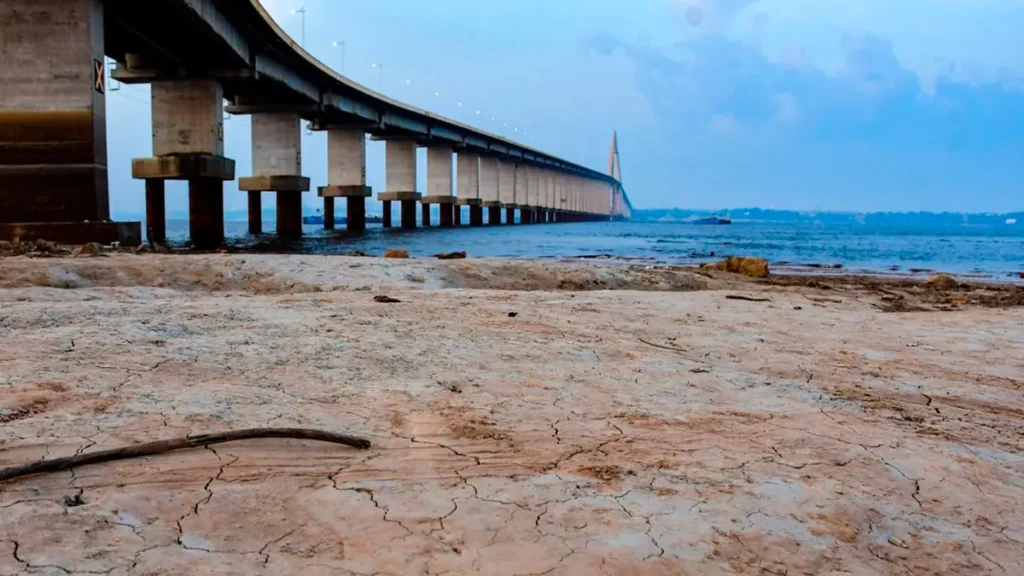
161, 219, 1024, 282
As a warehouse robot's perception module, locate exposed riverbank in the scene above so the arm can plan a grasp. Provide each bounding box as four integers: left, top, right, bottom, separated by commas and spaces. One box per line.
1, 253, 1022, 574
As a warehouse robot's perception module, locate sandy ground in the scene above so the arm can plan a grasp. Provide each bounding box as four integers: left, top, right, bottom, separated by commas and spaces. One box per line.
0, 253, 1022, 575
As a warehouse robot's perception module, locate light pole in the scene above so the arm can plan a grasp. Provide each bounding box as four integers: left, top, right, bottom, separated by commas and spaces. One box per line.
291, 7, 306, 47
332, 40, 345, 73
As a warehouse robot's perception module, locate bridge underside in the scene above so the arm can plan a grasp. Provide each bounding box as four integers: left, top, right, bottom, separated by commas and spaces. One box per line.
0, 0, 626, 247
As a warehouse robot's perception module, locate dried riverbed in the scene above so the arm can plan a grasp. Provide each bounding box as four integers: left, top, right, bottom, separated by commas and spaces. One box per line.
1, 253, 1022, 575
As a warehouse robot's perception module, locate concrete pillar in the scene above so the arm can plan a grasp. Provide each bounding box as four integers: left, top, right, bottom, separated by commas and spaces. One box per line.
514, 163, 527, 221
427, 147, 454, 197
454, 205, 463, 226
319, 128, 371, 232
456, 152, 483, 226
499, 159, 516, 224
0, 0, 109, 226
132, 79, 233, 249
457, 153, 479, 199
526, 166, 539, 221
378, 140, 420, 229
239, 112, 309, 239
145, 180, 166, 243
382, 201, 392, 228
247, 191, 262, 234
423, 146, 455, 227
480, 156, 501, 224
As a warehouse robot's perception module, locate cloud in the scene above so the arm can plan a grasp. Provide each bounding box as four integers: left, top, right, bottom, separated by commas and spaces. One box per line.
586, 27, 1024, 211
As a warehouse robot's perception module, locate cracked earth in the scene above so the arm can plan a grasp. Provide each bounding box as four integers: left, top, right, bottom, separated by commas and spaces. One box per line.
0, 254, 1022, 574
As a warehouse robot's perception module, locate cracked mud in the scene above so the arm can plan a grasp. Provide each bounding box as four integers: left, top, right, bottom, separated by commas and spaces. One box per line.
1, 254, 1022, 574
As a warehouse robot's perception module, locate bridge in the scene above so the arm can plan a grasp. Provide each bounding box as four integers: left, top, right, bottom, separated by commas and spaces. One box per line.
0, 0, 632, 248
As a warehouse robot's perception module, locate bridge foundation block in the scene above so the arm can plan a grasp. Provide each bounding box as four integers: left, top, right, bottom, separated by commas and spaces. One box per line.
238, 113, 309, 239
133, 79, 232, 249
319, 185, 372, 232
320, 128, 372, 231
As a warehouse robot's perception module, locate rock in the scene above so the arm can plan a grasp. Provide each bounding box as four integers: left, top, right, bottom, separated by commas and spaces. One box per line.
925, 273, 958, 292
32, 239, 61, 254
72, 242, 103, 257
507, 312, 518, 318
373, 295, 402, 303
384, 249, 409, 259
345, 250, 373, 257
709, 256, 770, 278
435, 251, 467, 260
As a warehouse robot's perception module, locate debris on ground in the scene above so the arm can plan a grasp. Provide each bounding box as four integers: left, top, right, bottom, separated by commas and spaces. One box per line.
925, 273, 959, 291
72, 242, 104, 257
706, 256, 770, 278
435, 251, 467, 260
373, 295, 402, 303
384, 249, 409, 259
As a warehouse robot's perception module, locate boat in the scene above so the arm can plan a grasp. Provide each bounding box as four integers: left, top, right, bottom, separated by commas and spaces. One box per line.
692, 216, 732, 225
303, 209, 325, 225
302, 209, 384, 226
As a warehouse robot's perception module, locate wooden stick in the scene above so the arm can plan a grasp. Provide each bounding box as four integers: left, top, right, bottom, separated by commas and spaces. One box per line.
637, 337, 689, 354
725, 295, 772, 302
0, 428, 371, 483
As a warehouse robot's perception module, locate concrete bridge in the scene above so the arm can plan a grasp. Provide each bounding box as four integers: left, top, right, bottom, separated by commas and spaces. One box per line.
0, 0, 632, 248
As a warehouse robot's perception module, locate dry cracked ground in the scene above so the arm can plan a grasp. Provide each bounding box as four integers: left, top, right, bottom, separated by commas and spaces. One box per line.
0, 254, 1022, 575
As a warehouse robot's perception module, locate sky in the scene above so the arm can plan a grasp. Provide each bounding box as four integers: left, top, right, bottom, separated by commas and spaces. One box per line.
106, 0, 1024, 216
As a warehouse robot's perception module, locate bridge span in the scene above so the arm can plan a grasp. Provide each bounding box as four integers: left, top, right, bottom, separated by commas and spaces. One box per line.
0, 0, 631, 248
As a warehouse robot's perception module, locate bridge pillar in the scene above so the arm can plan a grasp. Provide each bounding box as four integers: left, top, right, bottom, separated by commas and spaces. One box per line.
480, 156, 501, 225
422, 146, 455, 227
525, 165, 539, 224
238, 112, 310, 239
0, 0, 140, 245
319, 128, 371, 232
513, 163, 528, 224
377, 140, 420, 230
132, 79, 233, 249
456, 151, 482, 227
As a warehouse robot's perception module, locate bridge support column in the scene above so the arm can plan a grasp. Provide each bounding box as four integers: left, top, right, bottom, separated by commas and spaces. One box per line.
421, 203, 431, 227
401, 199, 417, 229
247, 192, 262, 235
504, 206, 516, 224
0, 0, 140, 245
488, 206, 502, 225
319, 128, 371, 232
145, 180, 166, 243
468, 203, 483, 226
422, 146, 455, 227
324, 197, 336, 230
382, 201, 392, 228
132, 79, 233, 249
453, 206, 463, 226
239, 112, 310, 239
378, 140, 420, 230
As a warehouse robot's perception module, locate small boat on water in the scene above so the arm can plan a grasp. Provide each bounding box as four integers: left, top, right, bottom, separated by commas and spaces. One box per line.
692, 216, 732, 225
302, 210, 384, 226
303, 209, 326, 225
